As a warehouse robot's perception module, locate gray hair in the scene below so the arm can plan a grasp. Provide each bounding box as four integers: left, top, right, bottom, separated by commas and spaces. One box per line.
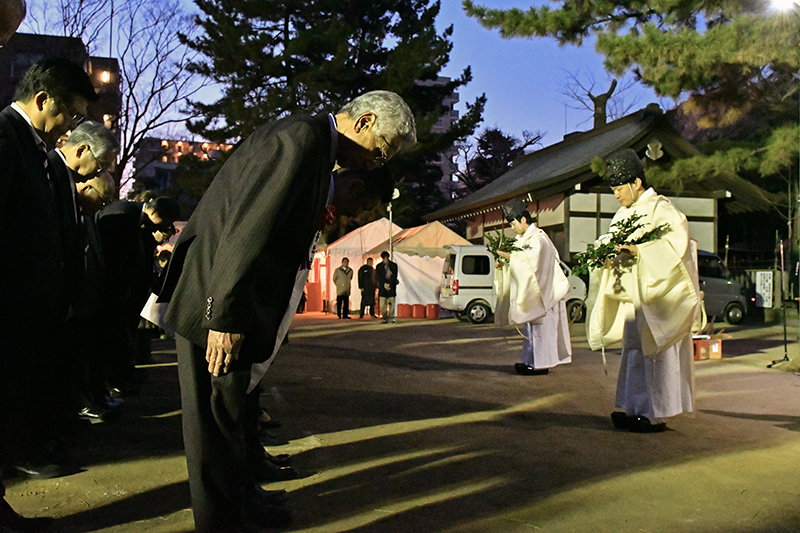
65, 121, 120, 160
339, 90, 417, 152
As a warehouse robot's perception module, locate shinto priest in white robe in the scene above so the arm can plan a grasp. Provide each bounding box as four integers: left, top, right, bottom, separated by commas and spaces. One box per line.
494, 223, 572, 369
586, 187, 699, 421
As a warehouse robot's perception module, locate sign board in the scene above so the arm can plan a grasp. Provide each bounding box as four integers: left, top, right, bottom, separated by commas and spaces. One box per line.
754, 271, 773, 308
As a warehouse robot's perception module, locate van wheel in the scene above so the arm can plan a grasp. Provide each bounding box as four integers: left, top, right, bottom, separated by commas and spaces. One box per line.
466, 302, 490, 324
454, 311, 467, 321
725, 303, 744, 325
566, 300, 585, 323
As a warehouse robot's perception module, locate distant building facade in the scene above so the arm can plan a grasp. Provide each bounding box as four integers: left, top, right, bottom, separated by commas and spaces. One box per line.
418, 76, 461, 199
133, 137, 232, 191
0, 32, 121, 135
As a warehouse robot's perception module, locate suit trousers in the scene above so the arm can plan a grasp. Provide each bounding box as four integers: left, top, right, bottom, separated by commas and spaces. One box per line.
379, 296, 396, 319
360, 289, 376, 317
336, 294, 350, 318
176, 335, 254, 532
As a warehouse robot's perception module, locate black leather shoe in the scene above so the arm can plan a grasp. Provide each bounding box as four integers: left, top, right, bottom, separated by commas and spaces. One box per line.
611, 411, 631, 429
514, 363, 549, 376
1, 498, 54, 533
258, 429, 282, 447
249, 485, 288, 506
253, 455, 300, 483
265, 452, 292, 467
628, 416, 667, 433
78, 405, 119, 423
12, 461, 80, 480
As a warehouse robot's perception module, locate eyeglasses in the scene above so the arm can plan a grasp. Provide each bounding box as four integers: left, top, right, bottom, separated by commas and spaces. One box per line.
85, 184, 113, 207
57, 100, 85, 125
88, 147, 113, 174
86, 184, 113, 207
373, 136, 393, 167
155, 223, 176, 237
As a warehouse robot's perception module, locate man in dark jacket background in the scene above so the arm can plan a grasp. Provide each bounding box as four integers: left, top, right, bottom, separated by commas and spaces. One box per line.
376, 250, 399, 323
358, 257, 377, 318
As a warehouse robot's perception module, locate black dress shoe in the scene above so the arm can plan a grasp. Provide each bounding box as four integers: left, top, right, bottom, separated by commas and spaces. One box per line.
258, 429, 282, 447
0, 498, 54, 533
252, 455, 300, 483
611, 411, 631, 429
13, 461, 81, 480
78, 405, 119, 423
264, 452, 292, 467
514, 363, 549, 376
628, 416, 667, 433
249, 485, 288, 506
259, 417, 282, 430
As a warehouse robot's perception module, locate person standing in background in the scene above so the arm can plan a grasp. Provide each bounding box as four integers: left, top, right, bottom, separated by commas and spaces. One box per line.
333, 257, 353, 319
358, 257, 377, 318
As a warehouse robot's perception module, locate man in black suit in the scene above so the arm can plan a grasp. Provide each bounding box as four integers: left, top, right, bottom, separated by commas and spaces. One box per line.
50, 121, 119, 420
358, 257, 378, 318
376, 250, 400, 323
158, 91, 416, 532
0, 56, 97, 530
96, 196, 180, 395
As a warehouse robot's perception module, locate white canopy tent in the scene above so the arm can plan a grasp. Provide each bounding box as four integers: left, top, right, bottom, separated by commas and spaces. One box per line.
364, 221, 471, 307
324, 218, 402, 310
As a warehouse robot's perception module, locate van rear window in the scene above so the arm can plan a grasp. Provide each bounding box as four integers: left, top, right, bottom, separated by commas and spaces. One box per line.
462, 255, 490, 275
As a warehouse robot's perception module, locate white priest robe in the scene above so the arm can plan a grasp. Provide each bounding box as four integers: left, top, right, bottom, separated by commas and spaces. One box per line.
495, 223, 572, 369
585, 188, 699, 420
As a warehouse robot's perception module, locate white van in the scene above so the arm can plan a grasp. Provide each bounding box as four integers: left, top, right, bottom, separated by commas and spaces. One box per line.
438, 244, 587, 324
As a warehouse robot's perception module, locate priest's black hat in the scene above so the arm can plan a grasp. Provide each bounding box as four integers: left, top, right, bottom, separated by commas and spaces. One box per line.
502, 198, 528, 222
605, 149, 644, 187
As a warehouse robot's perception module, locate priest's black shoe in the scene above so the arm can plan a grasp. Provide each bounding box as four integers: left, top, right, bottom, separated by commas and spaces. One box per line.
628, 416, 667, 433
0, 498, 54, 533
514, 363, 549, 376
611, 411, 633, 429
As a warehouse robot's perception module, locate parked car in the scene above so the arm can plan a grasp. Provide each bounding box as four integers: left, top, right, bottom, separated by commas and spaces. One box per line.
438, 244, 587, 324
697, 250, 747, 324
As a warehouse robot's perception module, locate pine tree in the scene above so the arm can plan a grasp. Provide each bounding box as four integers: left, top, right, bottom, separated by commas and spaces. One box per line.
181, 0, 485, 222
464, 0, 800, 250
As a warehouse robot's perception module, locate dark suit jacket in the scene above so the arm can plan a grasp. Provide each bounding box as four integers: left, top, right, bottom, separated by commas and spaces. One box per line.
375, 260, 399, 298
97, 201, 156, 317
160, 114, 334, 364
47, 151, 85, 312
358, 265, 377, 292
0, 106, 67, 341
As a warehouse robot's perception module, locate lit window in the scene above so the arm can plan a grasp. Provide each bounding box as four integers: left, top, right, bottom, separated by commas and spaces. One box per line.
100, 71, 110, 83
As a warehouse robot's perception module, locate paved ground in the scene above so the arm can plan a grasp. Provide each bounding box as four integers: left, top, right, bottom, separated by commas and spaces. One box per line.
6, 311, 800, 532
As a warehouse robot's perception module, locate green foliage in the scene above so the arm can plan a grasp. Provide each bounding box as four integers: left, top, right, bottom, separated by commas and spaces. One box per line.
572, 213, 670, 275
486, 229, 521, 264
464, 0, 799, 226
463, 0, 800, 117
182, 0, 485, 221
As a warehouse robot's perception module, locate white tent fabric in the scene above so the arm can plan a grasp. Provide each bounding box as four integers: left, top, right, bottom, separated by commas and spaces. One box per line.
325, 218, 402, 310
363, 221, 471, 307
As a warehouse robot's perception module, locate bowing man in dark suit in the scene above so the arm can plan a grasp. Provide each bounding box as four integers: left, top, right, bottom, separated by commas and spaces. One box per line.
0, 57, 97, 487
49, 121, 120, 421
158, 91, 416, 532
96, 196, 180, 394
